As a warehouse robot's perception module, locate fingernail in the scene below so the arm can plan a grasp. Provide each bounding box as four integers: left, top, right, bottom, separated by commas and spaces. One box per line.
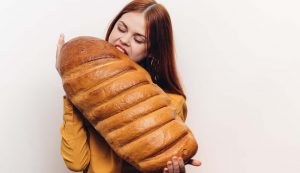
167, 161, 172, 165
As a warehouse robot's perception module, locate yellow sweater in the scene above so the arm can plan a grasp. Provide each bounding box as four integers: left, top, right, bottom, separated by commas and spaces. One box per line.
60, 93, 187, 173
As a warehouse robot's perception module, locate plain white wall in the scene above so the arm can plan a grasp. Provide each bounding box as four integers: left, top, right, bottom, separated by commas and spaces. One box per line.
0, 0, 299, 172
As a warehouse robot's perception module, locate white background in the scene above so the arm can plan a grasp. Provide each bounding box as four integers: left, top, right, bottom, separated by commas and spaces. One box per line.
0, 0, 299, 172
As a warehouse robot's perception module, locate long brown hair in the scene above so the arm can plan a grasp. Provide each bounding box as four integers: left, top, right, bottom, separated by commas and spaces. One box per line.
105, 0, 186, 99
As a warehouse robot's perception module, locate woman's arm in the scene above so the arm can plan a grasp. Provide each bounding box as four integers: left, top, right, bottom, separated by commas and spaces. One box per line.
168, 94, 187, 122
176, 97, 187, 122
60, 96, 91, 171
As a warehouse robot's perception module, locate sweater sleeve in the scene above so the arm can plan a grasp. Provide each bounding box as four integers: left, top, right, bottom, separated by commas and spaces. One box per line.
60, 95, 91, 172
178, 98, 187, 122
167, 93, 188, 122
175, 96, 188, 122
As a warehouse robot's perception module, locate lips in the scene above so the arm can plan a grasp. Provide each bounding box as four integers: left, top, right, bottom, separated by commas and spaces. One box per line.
115, 45, 128, 55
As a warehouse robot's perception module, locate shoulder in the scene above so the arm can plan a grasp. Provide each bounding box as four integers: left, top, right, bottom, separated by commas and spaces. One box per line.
166, 92, 186, 108
166, 93, 185, 102
166, 92, 188, 121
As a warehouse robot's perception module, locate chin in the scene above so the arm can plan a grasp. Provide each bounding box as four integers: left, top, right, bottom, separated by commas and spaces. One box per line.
130, 58, 138, 63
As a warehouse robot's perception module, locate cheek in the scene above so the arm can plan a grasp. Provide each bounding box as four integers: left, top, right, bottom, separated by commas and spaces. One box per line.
108, 35, 114, 44
108, 29, 119, 43
131, 44, 147, 60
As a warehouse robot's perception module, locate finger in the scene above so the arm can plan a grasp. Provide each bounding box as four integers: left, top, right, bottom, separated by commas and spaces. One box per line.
56, 45, 61, 60
167, 161, 173, 173
178, 157, 186, 173
163, 167, 168, 173
172, 156, 180, 173
59, 33, 65, 42
57, 33, 65, 46
187, 159, 202, 166
56, 34, 65, 59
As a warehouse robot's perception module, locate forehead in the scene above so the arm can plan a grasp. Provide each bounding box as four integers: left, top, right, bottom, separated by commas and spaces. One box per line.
118, 12, 146, 35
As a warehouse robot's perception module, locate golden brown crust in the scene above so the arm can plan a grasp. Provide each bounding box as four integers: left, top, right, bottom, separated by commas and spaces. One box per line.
58, 36, 198, 172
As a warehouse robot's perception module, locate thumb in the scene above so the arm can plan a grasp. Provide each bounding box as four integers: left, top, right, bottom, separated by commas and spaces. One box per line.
58, 33, 65, 45
186, 159, 201, 166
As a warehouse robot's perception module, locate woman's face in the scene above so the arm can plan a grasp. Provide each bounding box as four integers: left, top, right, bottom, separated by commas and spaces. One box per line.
108, 12, 148, 62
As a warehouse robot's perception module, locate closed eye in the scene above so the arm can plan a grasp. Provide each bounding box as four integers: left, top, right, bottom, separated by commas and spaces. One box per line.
118, 26, 126, 33
134, 38, 145, 44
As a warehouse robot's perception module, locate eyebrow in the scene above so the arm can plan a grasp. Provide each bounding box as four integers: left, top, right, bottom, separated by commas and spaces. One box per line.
119, 21, 146, 38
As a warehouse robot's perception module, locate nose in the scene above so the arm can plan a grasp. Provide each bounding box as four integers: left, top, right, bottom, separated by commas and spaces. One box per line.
120, 34, 131, 46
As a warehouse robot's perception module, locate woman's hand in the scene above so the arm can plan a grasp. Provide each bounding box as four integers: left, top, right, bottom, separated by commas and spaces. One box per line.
56, 33, 65, 73
163, 156, 201, 173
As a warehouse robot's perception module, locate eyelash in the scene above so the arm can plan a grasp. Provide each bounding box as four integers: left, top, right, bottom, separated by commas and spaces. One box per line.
117, 27, 145, 44
135, 39, 144, 44
118, 27, 126, 33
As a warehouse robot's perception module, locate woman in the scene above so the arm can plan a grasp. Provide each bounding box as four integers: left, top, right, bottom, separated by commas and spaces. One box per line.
56, 0, 201, 172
